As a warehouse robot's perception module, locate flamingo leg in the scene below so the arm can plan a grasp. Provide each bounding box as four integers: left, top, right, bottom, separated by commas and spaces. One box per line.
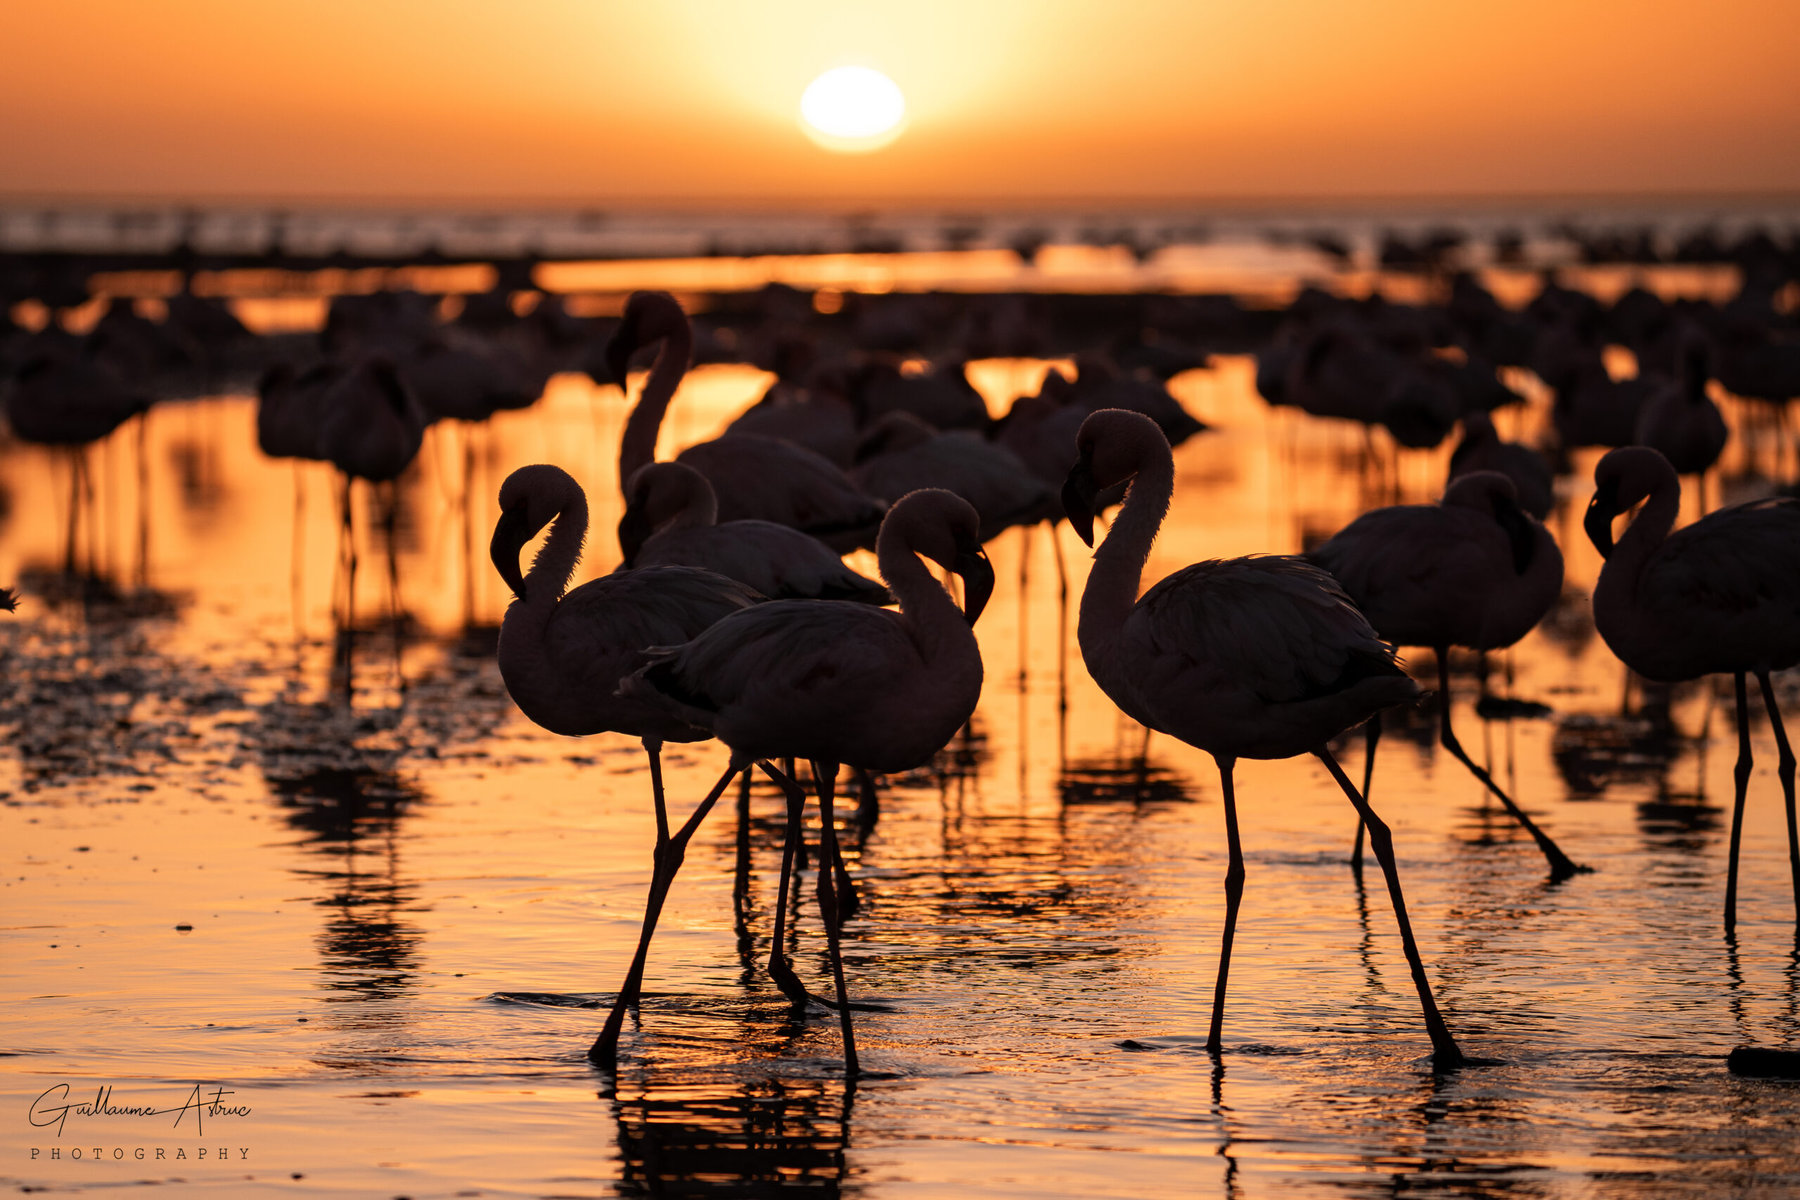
340, 474, 357, 705
812, 761, 860, 926
1206, 755, 1245, 1055
1351, 714, 1381, 876
589, 748, 742, 1068
1727, 671, 1752, 934
1436, 649, 1586, 880
384, 482, 406, 701
1316, 747, 1467, 1070
851, 766, 880, 834
732, 770, 755, 982
811, 760, 862, 1075
758, 759, 812, 1006
64, 446, 80, 578
1756, 670, 1799, 930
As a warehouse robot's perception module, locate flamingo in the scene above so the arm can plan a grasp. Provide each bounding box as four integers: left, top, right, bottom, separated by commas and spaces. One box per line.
4, 348, 153, 575
619, 487, 995, 1074
1447, 411, 1554, 520
1585, 446, 1800, 932
618, 461, 889, 604
490, 463, 763, 1069
1307, 471, 1585, 880
608, 291, 886, 550
1632, 332, 1728, 496
1061, 408, 1467, 1069
849, 412, 1057, 542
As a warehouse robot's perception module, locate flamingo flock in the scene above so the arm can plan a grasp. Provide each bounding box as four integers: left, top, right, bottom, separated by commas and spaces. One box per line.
4, 224, 1798, 1081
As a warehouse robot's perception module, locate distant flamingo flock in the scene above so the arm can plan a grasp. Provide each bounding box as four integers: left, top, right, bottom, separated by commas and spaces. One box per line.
2, 223, 1798, 1077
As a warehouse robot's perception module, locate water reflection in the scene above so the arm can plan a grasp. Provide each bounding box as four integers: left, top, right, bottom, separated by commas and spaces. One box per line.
8, 235, 1800, 1196
1059, 751, 1196, 806
610, 1068, 857, 1198
272, 765, 427, 1007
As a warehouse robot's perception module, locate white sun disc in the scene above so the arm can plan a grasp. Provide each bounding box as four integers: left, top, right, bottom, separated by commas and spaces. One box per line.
800, 67, 906, 151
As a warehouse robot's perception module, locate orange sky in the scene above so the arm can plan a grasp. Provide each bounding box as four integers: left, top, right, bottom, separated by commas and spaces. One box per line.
5, 0, 1798, 207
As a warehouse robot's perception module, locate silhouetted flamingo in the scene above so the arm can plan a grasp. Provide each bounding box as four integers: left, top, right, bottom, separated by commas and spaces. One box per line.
619, 461, 888, 603
1586, 446, 1800, 932
490, 463, 762, 1069
1447, 411, 1554, 520
1633, 332, 1728, 502
1309, 471, 1584, 880
608, 292, 885, 550
1062, 408, 1466, 1069
620, 488, 994, 1074
849, 412, 1056, 542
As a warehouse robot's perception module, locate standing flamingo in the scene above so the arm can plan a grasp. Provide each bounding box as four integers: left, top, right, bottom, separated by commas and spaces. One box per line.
618, 462, 889, 603
1308, 471, 1585, 880
620, 488, 994, 1074
489, 464, 762, 1067
1062, 408, 1467, 1068
1586, 447, 1800, 932
608, 292, 886, 550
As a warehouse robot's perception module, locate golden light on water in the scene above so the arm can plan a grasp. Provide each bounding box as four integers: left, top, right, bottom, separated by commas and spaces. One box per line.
799, 66, 907, 153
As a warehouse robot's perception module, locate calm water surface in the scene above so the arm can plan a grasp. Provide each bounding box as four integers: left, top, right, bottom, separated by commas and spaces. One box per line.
4, 336, 1800, 1197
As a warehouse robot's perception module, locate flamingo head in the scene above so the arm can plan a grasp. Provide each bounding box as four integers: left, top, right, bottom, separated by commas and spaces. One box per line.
1584, 446, 1670, 560
604, 290, 688, 387
1062, 408, 1167, 547
885, 488, 994, 625
491, 463, 581, 602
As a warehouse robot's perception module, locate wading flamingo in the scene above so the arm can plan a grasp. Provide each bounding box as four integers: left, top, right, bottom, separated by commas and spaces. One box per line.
1309, 471, 1585, 880
608, 292, 886, 550
1586, 446, 1800, 932
489, 464, 762, 1067
618, 462, 889, 603
620, 487, 994, 1075
1062, 408, 1467, 1069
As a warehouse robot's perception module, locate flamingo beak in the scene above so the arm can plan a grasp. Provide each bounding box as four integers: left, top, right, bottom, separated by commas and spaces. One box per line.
490, 504, 533, 600
954, 540, 994, 626
1583, 480, 1619, 560
1061, 455, 1101, 548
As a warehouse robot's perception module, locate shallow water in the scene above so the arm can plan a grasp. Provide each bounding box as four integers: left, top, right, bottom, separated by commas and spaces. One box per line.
4, 343, 1800, 1197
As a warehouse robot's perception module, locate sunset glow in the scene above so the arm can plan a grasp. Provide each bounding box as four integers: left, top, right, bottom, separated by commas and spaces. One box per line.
799, 66, 907, 153
1, 0, 1795, 205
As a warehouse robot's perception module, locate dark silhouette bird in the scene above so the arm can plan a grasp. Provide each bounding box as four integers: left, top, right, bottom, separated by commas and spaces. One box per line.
4, 348, 154, 574
1309, 471, 1584, 880
1632, 332, 1729, 493
490, 463, 763, 1069
849, 412, 1056, 542
4, 349, 150, 447
618, 487, 995, 1074
618, 461, 889, 603
1062, 408, 1467, 1069
1447, 412, 1555, 520
1586, 447, 1800, 932
608, 291, 885, 550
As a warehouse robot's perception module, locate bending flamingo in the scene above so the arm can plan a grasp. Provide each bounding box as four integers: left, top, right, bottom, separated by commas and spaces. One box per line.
621, 488, 994, 1074
1586, 446, 1800, 932
1062, 408, 1467, 1069
489, 464, 762, 1067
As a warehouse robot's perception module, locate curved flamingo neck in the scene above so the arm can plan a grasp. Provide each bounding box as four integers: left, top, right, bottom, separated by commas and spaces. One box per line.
879, 520, 968, 662
1082, 435, 1175, 654
617, 318, 692, 496
524, 478, 589, 613
1602, 466, 1680, 599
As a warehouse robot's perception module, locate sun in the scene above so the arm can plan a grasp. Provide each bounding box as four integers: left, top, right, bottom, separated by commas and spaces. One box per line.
799, 66, 907, 154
